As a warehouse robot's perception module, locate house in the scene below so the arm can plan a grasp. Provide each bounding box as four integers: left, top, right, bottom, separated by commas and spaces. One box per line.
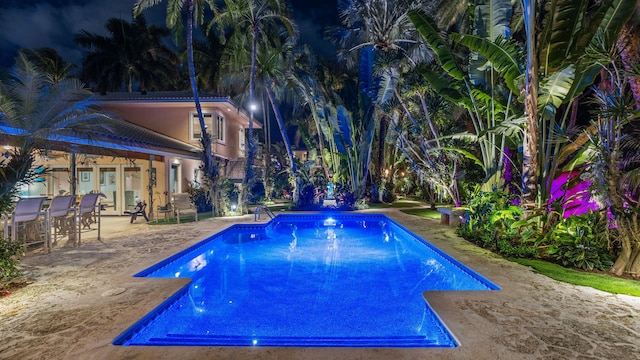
7, 92, 260, 216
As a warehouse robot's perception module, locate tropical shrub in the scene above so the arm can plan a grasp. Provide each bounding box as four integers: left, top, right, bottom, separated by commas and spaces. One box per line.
381, 181, 396, 203
297, 183, 316, 208
545, 211, 613, 271
185, 184, 212, 213
457, 187, 521, 248
457, 187, 539, 257
247, 180, 265, 204
513, 205, 613, 271
339, 190, 357, 209
0, 237, 22, 282
217, 177, 240, 215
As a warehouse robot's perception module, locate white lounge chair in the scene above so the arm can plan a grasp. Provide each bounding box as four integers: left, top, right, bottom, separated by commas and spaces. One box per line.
77, 193, 102, 245
47, 195, 76, 248
172, 193, 198, 224
10, 197, 48, 252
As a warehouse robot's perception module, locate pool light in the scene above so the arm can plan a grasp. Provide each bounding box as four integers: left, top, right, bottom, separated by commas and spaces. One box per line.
323, 217, 336, 227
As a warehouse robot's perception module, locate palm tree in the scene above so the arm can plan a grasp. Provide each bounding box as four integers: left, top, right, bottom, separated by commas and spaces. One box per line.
582, 32, 640, 276
133, 0, 220, 214
258, 41, 299, 204
191, 30, 231, 92
213, 0, 298, 188
326, 0, 432, 69
519, 0, 637, 205
19, 47, 77, 84
287, 46, 339, 180
327, 0, 435, 199
521, 0, 538, 206
75, 16, 179, 93
0, 54, 115, 212
617, 4, 640, 108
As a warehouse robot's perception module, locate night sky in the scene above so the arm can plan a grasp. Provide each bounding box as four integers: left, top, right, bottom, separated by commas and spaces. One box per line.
0, 0, 339, 68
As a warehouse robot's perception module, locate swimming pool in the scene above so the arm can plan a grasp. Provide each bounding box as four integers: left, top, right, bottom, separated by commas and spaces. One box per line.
113, 214, 499, 347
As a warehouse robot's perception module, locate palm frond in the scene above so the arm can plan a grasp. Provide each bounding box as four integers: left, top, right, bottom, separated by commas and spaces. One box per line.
451, 34, 523, 93
538, 65, 575, 120
408, 9, 464, 80
539, 0, 589, 70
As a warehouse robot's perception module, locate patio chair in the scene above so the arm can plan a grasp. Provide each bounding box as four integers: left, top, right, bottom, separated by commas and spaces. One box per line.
10, 197, 48, 252
124, 201, 149, 223
172, 193, 198, 224
77, 193, 102, 245
47, 195, 76, 248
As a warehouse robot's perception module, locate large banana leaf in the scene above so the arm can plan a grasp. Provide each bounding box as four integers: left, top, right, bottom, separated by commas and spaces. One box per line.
538, 0, 589, 71
470, 88, 507, 113
418, 68, 470, 108
326, 106, 346, 155
451, 34, 523, 93
336, 105, 353, 147
358, 46, 378, 100
441, 147, 484, 168
328, 105, 354, 155
563, 0, 636, 103
538, 65, 575, 120
408, 9, 464, 81
473, 0, 512, 42
563, 61, 601, 104
470, 0, 513, 86
376, 68, 398, 105
577, 0, 637, 51
595, 0, 637, 46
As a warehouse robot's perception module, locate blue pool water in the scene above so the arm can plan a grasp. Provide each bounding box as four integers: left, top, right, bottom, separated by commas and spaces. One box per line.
113, 214, 499, 347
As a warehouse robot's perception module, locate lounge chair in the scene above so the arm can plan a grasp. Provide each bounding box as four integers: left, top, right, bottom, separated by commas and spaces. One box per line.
47, 195, 76, 248
77, 193, 102, 245
124, 201, 149, 223
10, 197, 48, 252
172, 193, 198, 224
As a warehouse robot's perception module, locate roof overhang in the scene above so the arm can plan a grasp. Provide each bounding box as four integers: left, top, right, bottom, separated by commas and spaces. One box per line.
0, 124, 202, 161
92, 92, 262, 129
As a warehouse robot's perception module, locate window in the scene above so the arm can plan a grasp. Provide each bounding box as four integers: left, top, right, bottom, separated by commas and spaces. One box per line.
190, 111, 213, 140
239, 126, 245, 155
215, 113, 225, 143
190, 111, 224, 143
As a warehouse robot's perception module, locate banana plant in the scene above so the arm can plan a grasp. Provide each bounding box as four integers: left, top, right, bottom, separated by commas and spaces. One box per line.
409, 0, 637, 206
410, 7, 520, 190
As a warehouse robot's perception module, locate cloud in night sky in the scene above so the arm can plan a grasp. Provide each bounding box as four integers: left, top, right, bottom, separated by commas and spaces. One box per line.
0, 0, 338, 68
0, 1, 155, 67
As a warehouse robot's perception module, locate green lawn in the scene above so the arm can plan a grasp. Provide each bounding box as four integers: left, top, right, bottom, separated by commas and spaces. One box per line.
512, 258, 640, 297
399, 208, 441, 219
399, 207, 640, 297
369, 199, 435, 209
263, 203, 292, 212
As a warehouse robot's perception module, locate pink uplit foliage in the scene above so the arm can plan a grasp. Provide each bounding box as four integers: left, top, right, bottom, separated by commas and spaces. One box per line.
549, 171, 600, 218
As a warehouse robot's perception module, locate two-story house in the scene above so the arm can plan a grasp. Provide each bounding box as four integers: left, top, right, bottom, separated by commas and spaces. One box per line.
11, 91, 258, 216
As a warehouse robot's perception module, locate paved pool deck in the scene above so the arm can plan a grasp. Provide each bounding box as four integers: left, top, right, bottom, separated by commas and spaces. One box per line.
1, 207, 639, 359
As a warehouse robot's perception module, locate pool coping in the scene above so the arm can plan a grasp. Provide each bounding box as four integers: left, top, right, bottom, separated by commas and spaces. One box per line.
6, 210, 638, 359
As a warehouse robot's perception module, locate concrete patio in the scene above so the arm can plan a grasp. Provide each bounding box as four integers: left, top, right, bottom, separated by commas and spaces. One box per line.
1, 208, 639, 359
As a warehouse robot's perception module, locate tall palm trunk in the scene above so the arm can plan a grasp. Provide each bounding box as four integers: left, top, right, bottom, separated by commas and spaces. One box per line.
186, 0, 217, 215
522, 0, 538, 206
245, 25, 259, 183
265, 82, 298, 204
307, 95, 330, 180
239, 24, 260, 214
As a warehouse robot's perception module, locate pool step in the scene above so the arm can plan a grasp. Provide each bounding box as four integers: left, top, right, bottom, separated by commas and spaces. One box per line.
143, 334, 447, 347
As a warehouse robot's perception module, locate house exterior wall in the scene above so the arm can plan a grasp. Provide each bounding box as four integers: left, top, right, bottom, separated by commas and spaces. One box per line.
98, 100, 253, 162
14, 93, 255, 218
